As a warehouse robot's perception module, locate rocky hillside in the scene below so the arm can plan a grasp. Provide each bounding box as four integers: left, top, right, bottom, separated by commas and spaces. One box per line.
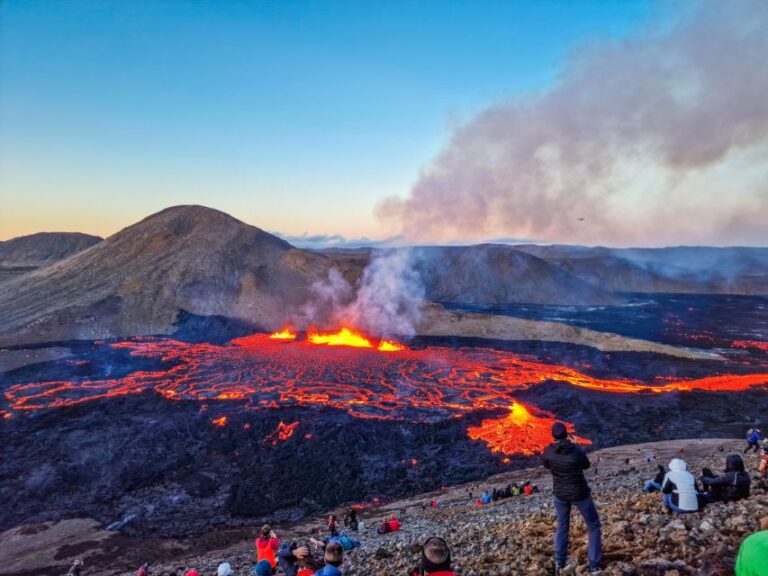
0, 206, 340, 342
3, 439, 765, 576
0, 232, 102, 282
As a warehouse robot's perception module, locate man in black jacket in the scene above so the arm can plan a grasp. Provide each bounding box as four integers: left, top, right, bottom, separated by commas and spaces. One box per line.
543, 422, 602, 574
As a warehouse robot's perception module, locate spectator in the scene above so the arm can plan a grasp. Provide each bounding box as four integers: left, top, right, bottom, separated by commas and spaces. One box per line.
313, 541, 344, 576
745, 429, 762, 454
255, 525, 280, 570
410, 536, 456, 576
661, 458, 699, 513
217, 564, 234, 576
643, 465, 666, 493
543, 422, 602, 575
701, 454, 751, 504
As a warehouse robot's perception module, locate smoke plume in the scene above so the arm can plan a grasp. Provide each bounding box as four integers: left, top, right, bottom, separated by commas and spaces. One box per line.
299, 249, 425, 337
379, 1, 768, 246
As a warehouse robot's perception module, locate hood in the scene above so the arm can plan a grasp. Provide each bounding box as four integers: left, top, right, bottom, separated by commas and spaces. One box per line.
668, 458, 687, 472
726, 454, 745, 472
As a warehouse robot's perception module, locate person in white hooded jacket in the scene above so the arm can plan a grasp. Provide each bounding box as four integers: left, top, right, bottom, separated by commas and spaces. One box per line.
661, 458, 699, 513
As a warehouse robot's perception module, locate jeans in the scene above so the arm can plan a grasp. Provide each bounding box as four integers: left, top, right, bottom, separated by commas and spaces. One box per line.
643, 481, 662, 493
553, 495, 602, 570
663, 493, 693, 513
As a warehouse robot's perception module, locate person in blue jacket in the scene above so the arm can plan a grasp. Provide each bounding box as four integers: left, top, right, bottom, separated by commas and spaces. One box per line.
313, 542, 344, 576
745, 429, 763, 453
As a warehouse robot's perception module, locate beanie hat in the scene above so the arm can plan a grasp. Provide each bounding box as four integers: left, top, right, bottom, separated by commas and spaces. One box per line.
551, 422, 568, 440
254, 560, 272, 576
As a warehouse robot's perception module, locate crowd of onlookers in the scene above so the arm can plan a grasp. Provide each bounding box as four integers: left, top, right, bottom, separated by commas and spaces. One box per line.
64, 426, 768, 576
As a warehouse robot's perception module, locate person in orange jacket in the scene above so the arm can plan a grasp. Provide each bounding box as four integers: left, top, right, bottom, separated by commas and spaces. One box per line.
255, 524, 280, 569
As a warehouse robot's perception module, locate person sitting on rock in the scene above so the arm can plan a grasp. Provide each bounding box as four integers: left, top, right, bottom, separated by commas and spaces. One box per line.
388, 515, 401, 532
481, 491, 491, 505
137, 563, 150, 576
543, 422, 602, 574
700, 454, 751, 504
759, 440, 768, 476
409, 536, 456, 576
67, 559, 84, 576
511, 483, 521, 497
661, 458, 699, 513
744, 428, 762, 454
377, 518, 392, 534
255, 525, 280, 571
735, 516, 768, 576
523, 480, 533, 495
643, 464, 666, 493
327, 515, 339, 537
277, 542, 314, 576
312, 541, 344, 576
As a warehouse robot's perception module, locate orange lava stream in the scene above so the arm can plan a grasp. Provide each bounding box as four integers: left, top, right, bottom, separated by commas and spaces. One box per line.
4, 334, 768, 455
307, 327, 374, 348
468, 403, 590, 456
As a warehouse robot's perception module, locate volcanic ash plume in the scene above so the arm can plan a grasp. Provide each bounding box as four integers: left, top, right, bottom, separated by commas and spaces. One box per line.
378, 1, 768, 246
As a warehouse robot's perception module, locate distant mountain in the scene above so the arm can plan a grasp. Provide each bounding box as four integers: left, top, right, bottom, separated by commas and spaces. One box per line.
410, 245, 622, 305
0, 206, 339, 341
0, 232, 102, 282
514, 245, 768, 295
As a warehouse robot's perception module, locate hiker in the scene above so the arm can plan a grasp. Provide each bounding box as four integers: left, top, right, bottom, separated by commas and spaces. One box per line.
410, 536, 456, 576
278, 543, 314, 576
377, 518, 391, 534
137, 564, 150, 576
388, 515, 400, 532
481, 491, 491, 505
328, 515, 338, 537
255, 525, 280, 570
217, 564, 234, 576
735, 517, 768, 576
643, 464, 666, 493
661, 458, 699, 513
255, 560, 273, 576
543, 422, 602, 574
347, 508, 358, 531
313, 541, 344, 576
745, 429, 762, 453
701, 454, 751, 504
67, 559, 84, 576
760, 440, 768, 475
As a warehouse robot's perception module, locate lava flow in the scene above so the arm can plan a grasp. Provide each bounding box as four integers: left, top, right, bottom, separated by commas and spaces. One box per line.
4, 333, 768, 456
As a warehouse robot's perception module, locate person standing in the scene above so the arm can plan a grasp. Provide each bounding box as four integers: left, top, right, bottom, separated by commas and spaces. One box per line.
543, 422, 602, 574
744, 428, 762, 453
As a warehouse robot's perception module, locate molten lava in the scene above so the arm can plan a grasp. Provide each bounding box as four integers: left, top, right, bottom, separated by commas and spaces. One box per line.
211, 416, 228, 427
308, 327, 374, 348
264, 420, 300, 445
269, 327, 297, 341
468, 403, 590, 456
4, 333, 768, 455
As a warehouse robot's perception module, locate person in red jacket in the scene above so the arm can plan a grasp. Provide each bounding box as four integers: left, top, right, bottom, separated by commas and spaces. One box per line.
388, 515, 401, 532
410, 537, 455, 576
255, 524, 280, 570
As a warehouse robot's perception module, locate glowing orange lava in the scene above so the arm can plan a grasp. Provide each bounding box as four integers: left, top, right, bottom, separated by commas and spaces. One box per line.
269, 327, 297, 341
378, 339, 405, 352
264, 420, 300, 445
308, 327, 374, 348
212, 416, 228, 427
468, 403, 589, 456
4, 334, 767, 455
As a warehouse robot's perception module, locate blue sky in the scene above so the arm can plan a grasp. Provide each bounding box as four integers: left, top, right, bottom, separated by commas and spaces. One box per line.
1, 0, 661, 240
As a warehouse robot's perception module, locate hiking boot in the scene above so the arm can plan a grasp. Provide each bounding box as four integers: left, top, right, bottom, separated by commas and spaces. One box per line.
589, 569, 603, 575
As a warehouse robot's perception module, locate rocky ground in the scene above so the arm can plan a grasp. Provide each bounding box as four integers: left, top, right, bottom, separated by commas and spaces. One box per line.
3, 438, 767, 576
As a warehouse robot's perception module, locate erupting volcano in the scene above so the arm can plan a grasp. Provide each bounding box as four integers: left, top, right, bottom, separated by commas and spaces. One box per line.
5, 328, 768, 456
